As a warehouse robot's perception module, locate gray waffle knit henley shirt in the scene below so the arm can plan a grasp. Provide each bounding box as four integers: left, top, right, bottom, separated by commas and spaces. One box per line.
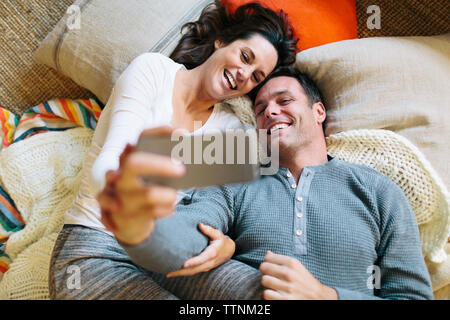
122, 157, 433, 300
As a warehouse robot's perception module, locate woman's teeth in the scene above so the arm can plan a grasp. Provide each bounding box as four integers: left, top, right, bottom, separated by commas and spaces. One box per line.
270, 123, 290, 134
224, 70, 237, 90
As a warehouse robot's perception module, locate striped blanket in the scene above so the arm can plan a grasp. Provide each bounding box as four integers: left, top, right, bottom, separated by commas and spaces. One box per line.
0, 98, 103, 279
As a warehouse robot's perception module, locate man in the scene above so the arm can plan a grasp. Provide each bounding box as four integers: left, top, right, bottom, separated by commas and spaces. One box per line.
102, 66, 433, 300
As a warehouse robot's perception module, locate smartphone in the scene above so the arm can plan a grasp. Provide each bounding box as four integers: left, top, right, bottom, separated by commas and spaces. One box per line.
135, 130, 261, 189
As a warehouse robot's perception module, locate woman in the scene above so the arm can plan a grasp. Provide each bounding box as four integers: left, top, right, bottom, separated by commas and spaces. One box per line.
49, 1, 297, 299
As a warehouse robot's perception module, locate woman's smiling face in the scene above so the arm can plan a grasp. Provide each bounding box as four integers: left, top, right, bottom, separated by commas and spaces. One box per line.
202, 34, 278, 101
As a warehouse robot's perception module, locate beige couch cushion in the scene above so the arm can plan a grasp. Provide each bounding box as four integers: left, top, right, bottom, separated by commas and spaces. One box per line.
33, 0, 213, 104
295, 34, 450, 191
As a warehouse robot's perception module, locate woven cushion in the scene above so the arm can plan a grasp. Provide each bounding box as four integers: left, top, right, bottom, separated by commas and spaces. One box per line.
356, 0, 450, 38
33, 0, 213, 104
295, 33, 450, 192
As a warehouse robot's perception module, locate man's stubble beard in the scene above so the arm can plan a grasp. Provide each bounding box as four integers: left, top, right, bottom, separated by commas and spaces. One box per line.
269, 134, 306, 166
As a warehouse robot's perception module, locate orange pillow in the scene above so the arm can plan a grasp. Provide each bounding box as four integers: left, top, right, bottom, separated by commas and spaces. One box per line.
221, 0, 358, 51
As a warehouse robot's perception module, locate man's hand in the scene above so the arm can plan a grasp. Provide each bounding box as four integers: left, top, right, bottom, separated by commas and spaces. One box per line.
166, 223, 236, 278
259, 251, 338, 300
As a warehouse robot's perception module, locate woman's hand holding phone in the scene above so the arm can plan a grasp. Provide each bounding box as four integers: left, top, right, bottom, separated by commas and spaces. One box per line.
97, 126, 186, 246
96, 125, 235, 275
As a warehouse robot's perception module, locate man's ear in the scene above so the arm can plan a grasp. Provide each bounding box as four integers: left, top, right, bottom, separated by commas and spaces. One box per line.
313, 102, 326, 126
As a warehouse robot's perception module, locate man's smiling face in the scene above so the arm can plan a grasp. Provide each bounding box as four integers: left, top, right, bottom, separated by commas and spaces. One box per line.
254, 76, 326, 158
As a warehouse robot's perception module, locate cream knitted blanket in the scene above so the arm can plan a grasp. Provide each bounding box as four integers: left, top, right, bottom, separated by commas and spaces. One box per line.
0, 126, 448, 299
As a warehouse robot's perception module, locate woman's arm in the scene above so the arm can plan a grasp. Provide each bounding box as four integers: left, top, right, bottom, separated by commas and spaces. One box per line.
88, 53, 162, 196
92, 54, 237, 273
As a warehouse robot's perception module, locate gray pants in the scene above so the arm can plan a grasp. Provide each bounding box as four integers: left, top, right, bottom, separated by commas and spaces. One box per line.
49, 224, 264, 300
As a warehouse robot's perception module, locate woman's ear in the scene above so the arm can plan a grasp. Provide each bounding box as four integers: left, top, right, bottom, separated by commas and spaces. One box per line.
214, 39, 225, 50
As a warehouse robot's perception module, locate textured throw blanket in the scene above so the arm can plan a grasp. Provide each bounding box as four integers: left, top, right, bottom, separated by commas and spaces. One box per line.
0, 98, 448, 299
0, 98, 102, 280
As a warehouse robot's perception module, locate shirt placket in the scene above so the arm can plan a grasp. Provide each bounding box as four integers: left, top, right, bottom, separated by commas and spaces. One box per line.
286, 168, 314, 256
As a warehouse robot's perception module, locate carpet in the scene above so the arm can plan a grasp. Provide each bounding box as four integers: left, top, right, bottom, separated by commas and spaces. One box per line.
0, 0, 92, 116
356, 0, 450, 38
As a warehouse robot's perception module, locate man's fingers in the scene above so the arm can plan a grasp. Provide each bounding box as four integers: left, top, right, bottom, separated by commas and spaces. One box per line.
198, 223, 223, 240
263, 250, 290, 264
263, 289, 284, 300
264, 250, 301, 268
259, 261, 294, 282
261, 274, 290, 293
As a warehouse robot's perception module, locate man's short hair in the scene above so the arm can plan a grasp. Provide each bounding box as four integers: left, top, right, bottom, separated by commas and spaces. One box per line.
248, 65, 326, 131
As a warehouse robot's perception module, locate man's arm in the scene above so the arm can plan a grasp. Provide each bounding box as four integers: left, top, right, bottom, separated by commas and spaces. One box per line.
335, 178, 433, 300
120, 185, 237, 274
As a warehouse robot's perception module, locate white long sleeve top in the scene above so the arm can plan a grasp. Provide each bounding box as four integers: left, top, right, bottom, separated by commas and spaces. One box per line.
64, 53, 245, 233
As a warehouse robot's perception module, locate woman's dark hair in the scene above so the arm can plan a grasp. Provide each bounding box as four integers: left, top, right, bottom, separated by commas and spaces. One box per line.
170, 0, 298, 70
